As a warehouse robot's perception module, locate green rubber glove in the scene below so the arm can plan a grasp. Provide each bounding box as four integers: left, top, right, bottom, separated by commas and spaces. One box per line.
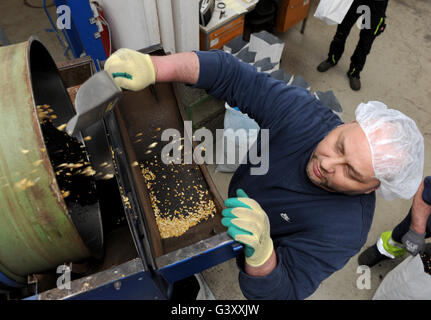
222, 189, 273, 267
104, 48, 156, 91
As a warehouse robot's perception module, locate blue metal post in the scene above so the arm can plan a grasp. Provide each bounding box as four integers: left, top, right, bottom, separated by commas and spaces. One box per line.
49, 0, 107, 68
65, 0, 107, 68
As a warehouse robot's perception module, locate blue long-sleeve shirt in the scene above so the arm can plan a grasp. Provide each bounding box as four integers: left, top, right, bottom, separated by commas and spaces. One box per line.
194, 50, 375, 300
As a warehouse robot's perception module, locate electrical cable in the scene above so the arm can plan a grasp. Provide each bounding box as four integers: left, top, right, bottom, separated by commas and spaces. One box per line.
24, 0, 55, 9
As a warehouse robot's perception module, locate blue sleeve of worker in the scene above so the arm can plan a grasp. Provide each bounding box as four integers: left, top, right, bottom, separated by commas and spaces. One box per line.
238, 245, 354, 300
237, 237, 360, 300
422, 176, 431, 205
236, 197, 373, 300
193, 50, 318, 129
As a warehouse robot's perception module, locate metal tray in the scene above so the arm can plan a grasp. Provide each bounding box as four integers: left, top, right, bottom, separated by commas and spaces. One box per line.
105, 82, 229, 270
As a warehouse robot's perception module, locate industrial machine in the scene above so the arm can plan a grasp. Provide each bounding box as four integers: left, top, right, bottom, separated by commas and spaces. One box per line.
0, 37, 240, 300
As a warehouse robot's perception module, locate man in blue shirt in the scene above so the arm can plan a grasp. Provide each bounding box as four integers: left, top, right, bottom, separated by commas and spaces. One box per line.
105, 48, 424, 299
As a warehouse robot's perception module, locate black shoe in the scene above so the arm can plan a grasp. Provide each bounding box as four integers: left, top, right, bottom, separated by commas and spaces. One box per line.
358, 244, 390, 267
317, 59, 335, 72
347, 72, 361, 91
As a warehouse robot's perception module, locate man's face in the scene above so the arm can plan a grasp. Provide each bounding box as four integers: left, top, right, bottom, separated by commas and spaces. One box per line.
306, 121, 380, 195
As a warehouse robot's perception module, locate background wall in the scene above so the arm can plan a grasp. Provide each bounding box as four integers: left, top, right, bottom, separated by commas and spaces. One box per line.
98, 0, 199, 54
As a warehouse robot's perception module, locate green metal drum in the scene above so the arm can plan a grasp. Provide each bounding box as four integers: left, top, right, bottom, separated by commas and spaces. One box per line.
0, 38, 91, 285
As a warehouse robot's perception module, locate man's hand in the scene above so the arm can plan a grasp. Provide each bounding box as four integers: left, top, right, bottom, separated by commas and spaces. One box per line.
402, 227, 425, 256
104, 48, 156, 91
402, 177, 431, 256
222, 189, 274, 268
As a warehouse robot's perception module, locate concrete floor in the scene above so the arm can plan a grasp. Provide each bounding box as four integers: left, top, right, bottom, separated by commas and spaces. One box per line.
1, 0, 430, 300
0, 1, 67, 61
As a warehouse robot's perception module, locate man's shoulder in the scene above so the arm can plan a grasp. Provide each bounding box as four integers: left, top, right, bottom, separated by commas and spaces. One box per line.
336, 192, 376, 211
270, 86, 343, 137
302, 191, 375, 211
332, 193, 376, 245
322, 192, 376, 223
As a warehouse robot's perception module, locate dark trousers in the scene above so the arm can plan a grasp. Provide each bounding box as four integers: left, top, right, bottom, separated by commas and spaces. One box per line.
391, 208, 431, 243
327, 0, 388, 76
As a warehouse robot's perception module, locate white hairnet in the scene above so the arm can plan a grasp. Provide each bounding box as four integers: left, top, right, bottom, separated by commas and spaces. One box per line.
355, 101, 424, 200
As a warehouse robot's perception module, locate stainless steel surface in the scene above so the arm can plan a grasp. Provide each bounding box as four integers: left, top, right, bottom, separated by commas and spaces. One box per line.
59, 58, 116, 181
37, 258, 144, 300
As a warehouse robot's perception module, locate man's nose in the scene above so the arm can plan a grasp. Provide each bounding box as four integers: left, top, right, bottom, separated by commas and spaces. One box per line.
320, 156, 345, 174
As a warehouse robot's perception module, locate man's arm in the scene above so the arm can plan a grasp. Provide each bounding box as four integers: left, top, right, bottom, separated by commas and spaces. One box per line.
237, 197, 371, 300
238, 236, 359, 300
106, 48, 325, 130
245, 250, 277, 276
150, 52, 200, 84
191, 50, 311, 129
104, 48, 200, 91
401, 177, 431, 255
410, 178, 431, 234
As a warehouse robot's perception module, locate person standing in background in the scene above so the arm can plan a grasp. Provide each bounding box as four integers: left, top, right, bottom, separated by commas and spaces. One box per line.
317, 0, 389, 91
359, 177, 431, 266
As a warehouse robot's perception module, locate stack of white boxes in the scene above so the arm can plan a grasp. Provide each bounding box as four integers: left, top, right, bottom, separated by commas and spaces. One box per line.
223, 31, 344, 116
224, 31, 297, 87
224, 30, 284, 74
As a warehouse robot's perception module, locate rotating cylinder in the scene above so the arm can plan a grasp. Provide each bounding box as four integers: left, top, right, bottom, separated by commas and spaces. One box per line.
0, 37, 102, 288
